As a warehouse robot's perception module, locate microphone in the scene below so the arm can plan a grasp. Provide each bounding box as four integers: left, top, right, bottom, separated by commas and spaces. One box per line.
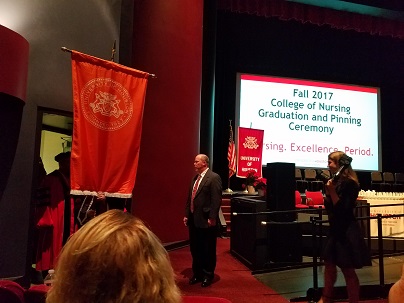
316, 170, 330, 182
316, 167, 347, 183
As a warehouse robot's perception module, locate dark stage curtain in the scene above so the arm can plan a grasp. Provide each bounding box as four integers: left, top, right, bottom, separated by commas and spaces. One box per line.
217, 0, 404, 39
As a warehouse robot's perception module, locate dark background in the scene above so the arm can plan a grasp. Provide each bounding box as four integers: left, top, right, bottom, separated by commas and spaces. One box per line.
213, 10, 404, 190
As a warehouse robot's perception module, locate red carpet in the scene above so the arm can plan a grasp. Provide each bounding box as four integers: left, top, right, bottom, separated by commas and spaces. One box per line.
169, 238, 388, 303
169, 238, 289, 303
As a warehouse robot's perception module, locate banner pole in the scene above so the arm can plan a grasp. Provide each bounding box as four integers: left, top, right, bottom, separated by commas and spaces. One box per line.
61, 46, 157, 78
224, 175, 233, 193
225, 119, 235, 193
111, 40, 116, 62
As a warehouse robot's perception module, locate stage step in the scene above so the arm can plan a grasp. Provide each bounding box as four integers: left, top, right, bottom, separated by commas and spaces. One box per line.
221, 197, 232, 236
221, 205, 231, 213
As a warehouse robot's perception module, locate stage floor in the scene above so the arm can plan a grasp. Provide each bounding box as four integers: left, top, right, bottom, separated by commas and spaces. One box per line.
255, 254, 404, 301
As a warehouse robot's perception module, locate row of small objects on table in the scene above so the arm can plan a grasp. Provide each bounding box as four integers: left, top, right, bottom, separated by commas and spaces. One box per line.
358, 190, 404, 200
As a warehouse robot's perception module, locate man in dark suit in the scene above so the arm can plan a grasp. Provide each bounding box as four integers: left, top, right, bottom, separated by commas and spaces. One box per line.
183, 154, 222, 287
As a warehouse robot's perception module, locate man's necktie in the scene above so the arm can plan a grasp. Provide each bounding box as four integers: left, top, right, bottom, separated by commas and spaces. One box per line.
190, 174, 202, 213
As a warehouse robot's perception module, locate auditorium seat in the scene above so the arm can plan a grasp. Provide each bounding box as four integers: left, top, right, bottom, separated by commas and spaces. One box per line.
0, 280, 25, 303
24, 285, 50, 303
383, 172, 394, 189
305, 190, 324, 208
371, 171, 390, 192
295, 190, 309, 209
295, 168, 308, 193
394, 172, 404, 192
304, 168, 316, 181
304, 169, 323, 192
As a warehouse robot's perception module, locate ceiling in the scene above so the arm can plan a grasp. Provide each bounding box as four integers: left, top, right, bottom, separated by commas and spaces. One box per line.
39, 0, 403, 135
288, 0, 404, 21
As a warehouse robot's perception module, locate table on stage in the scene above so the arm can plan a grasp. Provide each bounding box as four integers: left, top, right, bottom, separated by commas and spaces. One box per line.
359, 191, 404, 238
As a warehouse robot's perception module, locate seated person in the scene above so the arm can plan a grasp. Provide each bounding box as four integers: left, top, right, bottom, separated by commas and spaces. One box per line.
46, 209, 181, 303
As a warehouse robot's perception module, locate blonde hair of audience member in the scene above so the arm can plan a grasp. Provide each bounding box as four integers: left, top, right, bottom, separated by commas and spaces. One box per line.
46, 209, 181, 303
388, 264, 404, 303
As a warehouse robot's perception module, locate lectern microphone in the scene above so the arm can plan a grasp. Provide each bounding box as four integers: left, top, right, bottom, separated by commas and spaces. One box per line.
316, 170, 330, 182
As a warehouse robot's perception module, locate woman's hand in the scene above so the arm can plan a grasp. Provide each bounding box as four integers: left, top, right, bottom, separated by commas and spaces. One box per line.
96, 192, 106, 201
326, 179, 339, 205
325, 179, 335, 194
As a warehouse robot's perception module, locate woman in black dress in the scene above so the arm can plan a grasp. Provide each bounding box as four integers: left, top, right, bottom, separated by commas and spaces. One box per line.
319, 151, 371, 303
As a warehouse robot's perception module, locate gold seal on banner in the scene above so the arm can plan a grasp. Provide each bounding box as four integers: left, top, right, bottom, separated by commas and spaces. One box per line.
243, 136, 259, 149
81, 78, 133, 131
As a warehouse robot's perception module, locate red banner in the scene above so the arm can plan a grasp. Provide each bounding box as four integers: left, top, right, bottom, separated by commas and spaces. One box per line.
70, 51, 149, 198
236, 127, 264, 178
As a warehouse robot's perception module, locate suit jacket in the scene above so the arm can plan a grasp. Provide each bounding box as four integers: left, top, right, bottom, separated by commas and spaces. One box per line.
185, 169, 222, 228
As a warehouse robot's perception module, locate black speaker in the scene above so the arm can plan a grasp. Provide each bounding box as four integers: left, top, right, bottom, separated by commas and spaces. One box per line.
0, 93, 24, 202
266, 162, 295, 222
268, 223, 302, 263
230, 197, 268, 270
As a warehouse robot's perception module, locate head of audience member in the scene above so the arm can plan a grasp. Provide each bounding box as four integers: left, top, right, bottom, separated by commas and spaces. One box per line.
46, 209, 181, 303
388, 263, 404, 303
54, 151, 71, 177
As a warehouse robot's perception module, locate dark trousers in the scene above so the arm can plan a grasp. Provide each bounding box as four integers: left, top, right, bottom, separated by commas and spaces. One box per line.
188, 215, 217, 279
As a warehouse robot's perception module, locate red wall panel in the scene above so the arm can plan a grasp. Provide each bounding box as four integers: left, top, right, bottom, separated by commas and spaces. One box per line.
130, 0, 203, 243
0, 25, 29, 101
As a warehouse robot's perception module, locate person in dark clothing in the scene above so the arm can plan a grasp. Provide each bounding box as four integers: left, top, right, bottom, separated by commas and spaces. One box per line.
319, 151, 371, 303
73, 192, 107, 228
183, 154, 222, 287
35, 152, 74, 273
